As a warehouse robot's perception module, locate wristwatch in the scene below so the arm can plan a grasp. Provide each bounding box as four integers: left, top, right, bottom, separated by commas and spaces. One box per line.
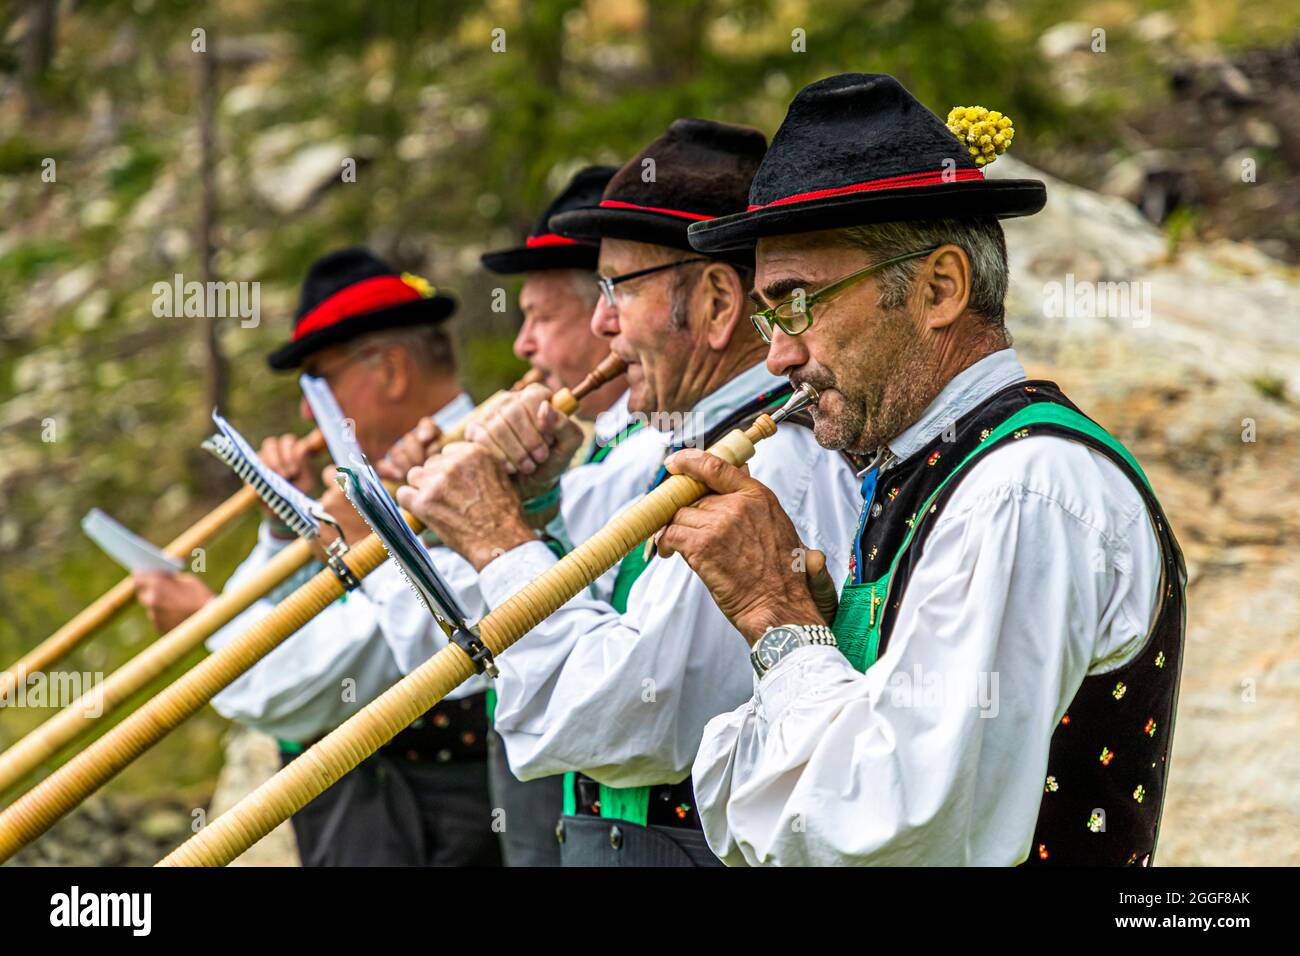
750, 624, 837, 678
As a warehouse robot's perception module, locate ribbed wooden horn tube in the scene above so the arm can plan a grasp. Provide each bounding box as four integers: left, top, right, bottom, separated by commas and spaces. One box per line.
0, 537, 316, 797
0, 531, 394, 862
158, 414, 775, 867
0, 430, 325, 698
0, 367, 541, 701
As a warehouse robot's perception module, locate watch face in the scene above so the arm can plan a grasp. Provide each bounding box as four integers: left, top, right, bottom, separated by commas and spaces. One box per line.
756, 627, 802, 670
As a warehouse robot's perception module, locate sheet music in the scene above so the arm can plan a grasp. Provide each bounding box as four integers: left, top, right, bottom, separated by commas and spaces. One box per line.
81, 508, 185, 574
300, 373, 471, 630
203, 409, 321, 538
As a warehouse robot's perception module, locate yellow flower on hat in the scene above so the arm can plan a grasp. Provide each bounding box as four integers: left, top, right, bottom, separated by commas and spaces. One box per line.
946, 105, 1016, 167
400, 272, 435, 298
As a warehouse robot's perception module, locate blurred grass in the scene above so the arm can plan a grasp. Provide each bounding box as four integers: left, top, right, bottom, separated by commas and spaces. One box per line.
0, 510, 261, 796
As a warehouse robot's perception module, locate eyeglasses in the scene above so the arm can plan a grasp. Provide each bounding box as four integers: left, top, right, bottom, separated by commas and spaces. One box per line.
304, 344, 380, 383
598, 257, 709, 308
750, 247, 940, 344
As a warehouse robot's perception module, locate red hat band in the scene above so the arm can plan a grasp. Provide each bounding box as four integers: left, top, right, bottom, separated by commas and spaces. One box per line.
293, 275, 423, 341
525, 233, 580, 249
748, 168, 985, 211
598, 199, 717, 222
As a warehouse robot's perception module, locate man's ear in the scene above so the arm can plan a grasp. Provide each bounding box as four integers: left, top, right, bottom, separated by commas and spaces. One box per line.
701, 262, 747, 351
921, 244, 971, 331
381, 344, 412, 401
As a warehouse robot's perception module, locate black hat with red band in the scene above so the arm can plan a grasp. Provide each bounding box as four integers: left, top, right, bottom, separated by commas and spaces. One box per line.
687, 73, 1047, 253
266, 247, 456, 371
480, 165, 618, 275
548, 118, 767, 267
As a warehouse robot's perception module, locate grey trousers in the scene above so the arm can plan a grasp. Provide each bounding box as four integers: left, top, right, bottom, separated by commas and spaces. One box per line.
283, 750, 502, 867
486, 729, 564, 866
555, 814, 724, 867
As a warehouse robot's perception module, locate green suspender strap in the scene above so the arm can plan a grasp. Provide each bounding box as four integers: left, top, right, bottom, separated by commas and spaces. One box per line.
562, 539, 652, 822
565, 389, 798, 824
585, 419, 647, 464
609, 538, 650, 613
832, 402, 1151, 673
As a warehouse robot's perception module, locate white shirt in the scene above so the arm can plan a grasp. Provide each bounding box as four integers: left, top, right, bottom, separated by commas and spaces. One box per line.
206, 391, 485, 742
593, 389, 633, 446
479, 362, 863, 787
692, 349, 1163, 866
545, 391, 666, 574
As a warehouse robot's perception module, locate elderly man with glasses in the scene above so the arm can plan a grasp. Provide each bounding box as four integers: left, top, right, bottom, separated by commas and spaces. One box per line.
658, 74, 1187, 867
382, 166, 672, 867
396, 119, 864, 867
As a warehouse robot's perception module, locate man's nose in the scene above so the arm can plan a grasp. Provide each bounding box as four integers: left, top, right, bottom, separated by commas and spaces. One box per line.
299, 396, 315, 422
765, 324, 810, 380
512, 323, 535, 362
590, 295, 619, 339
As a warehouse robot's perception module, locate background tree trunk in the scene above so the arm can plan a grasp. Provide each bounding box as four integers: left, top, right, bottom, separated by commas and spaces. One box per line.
20, 0, 59, 118
197, 29, 227, 416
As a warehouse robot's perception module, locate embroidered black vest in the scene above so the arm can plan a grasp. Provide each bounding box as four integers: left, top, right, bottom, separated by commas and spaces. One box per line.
831, 381, 1186, 866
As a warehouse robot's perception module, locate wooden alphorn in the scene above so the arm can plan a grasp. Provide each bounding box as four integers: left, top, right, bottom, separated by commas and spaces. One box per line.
159, 406, 785, 867
0, 358, 625, 861
0, 367, 551, 797
0, 430, 326, 703
0, 538, 315, 797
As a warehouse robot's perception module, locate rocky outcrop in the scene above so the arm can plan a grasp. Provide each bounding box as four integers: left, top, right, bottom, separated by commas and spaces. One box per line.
207, 727, 299, 866
2, 793, 198, 867
992, 156, 1300, 865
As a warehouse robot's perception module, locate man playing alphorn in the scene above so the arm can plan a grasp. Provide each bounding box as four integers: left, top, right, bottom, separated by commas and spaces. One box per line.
660, 73, 1187, 866
137, 248, 500, 866
383, 166, 644, 866
398, 120, 864, 866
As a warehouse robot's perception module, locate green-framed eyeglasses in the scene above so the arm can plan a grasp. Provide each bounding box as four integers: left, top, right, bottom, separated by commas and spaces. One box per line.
750, 247, 940, 344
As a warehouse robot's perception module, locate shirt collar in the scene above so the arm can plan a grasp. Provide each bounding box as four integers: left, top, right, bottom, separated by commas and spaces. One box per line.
672, 361, 786, 448
886, 349, 1026, 463
432, 391, 476, 431
594, 389, 633, 443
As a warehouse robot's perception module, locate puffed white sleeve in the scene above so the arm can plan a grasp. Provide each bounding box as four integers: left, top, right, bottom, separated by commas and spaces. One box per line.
480, 427, 860, 789
206, 523, 406, 742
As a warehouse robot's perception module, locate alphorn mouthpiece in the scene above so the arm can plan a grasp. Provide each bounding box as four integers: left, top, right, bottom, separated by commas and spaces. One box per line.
575, 353, 628, 398
552, 354, 628, 416
770, 382, 819, 425
743, 414, 778, 443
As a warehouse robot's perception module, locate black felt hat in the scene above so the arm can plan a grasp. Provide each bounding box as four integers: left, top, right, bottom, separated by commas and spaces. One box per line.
549, 118, 767, 266
480, 166, 618, 275
688, 73, 1047, 253
266, 247, 456, 371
